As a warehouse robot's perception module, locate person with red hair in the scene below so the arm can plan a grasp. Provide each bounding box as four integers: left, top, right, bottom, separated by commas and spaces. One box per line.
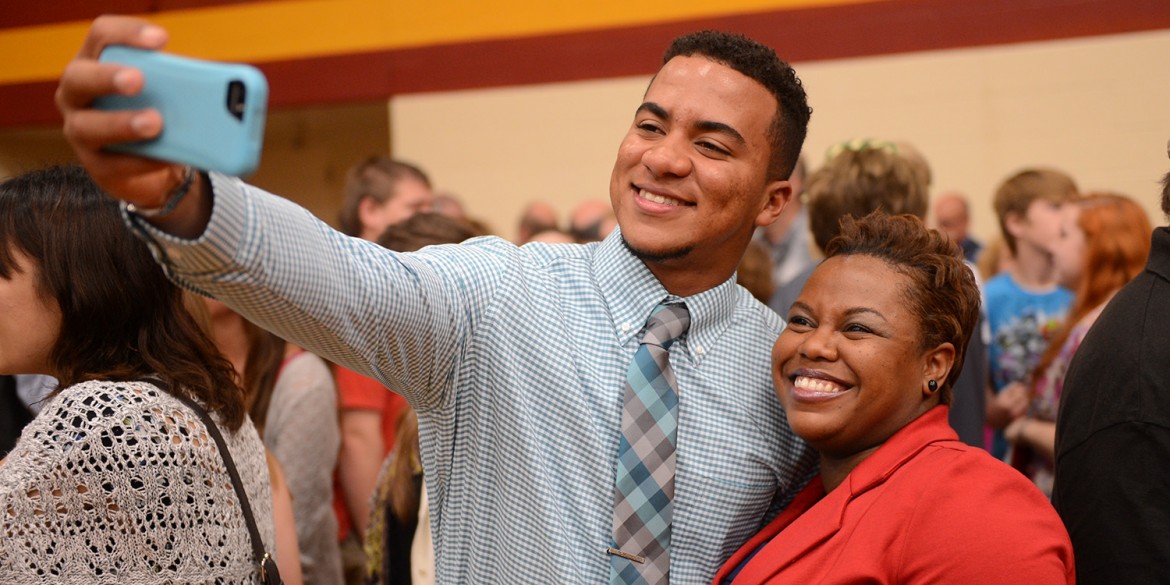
1005, 193, 1152, 496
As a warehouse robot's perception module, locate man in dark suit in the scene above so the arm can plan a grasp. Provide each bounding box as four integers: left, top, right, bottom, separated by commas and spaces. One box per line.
1053, 145, 1170, 584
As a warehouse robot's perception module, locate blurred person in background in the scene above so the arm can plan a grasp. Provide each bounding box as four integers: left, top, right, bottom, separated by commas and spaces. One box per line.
737, 239, 776, 305
206, 297, 344, 584
934, 191, 984, 262
984, 169, 1079, 459
567, 198, 616, 243
516, 200, 560, 244
1005, 193, 1150, 498
754, 155, 812, 316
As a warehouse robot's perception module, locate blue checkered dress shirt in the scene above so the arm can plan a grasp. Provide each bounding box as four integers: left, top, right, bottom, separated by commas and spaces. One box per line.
127, 173, 817, 583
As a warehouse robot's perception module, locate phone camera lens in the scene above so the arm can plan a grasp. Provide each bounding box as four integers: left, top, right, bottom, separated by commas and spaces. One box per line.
226, 80, 247, 121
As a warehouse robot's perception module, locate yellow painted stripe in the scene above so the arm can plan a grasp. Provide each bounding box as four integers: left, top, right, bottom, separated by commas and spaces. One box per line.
0, 0, 879, 85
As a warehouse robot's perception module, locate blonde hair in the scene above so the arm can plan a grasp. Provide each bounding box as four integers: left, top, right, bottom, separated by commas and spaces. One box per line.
806, 143, 928, 252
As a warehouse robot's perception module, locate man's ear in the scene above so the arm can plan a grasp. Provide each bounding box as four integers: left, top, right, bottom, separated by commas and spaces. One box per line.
357, 196, 382, 228
755, 180, 793, 227
1003, 210, 1026, 239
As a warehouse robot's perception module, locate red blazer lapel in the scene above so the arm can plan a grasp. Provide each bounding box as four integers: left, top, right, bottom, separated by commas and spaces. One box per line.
729, 475, 853, 584
713, 407, 959, 585
706, 475, 847, 585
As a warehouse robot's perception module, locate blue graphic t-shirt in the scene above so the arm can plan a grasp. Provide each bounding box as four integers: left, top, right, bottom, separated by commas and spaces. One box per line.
984, 273, 1073, 458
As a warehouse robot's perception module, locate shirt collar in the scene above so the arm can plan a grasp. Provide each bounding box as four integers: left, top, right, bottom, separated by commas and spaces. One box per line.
1147, 227, 1170, 283
595, 227, 740, 364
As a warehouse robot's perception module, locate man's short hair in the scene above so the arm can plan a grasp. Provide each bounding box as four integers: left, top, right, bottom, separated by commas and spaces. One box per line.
1161, 170, 1170, 220
338, 157, 431, 237
992, 168, 1079, 254
663, 31, 810, 182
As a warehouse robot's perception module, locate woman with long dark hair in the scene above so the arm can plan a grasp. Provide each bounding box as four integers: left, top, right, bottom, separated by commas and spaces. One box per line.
0, 165, 274, 583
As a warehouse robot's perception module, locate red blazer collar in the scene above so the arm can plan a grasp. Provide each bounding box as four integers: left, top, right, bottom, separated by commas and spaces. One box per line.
713, 406, 956, 585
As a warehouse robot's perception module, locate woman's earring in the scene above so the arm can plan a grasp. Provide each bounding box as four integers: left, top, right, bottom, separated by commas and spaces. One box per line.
927, 379, 939, 392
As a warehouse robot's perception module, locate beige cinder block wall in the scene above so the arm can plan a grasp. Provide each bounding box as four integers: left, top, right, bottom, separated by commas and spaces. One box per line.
392, 30, 1170, 245
0, 101, 390, 227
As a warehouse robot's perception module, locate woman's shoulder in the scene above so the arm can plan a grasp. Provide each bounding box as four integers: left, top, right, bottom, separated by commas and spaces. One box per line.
53, 377, 165, 400
279, 349, 333, 382
274, 350, 337, 406
880, 443, 1074, 581
31, 379, 175, 436
895, 443, 1072, 544
29, 379, 255, 456
11, 377, 268, 504
908, 441, 1054, 506
1, 379, 271, 583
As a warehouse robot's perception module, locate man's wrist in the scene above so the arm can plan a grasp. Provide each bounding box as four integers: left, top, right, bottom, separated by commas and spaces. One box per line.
124, 166, 195, 218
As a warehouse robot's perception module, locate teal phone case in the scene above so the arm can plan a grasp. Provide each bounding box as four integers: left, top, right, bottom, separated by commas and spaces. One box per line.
95, 46, 268, 177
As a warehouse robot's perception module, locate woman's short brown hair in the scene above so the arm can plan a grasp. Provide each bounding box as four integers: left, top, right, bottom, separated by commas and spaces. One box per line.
824, 212, 981, 404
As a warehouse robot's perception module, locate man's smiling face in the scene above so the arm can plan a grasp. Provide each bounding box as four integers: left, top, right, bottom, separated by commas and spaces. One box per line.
609, 55, 788, 290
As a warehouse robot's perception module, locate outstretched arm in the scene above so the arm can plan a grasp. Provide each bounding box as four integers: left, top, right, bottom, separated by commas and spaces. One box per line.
55, 16, 511, 411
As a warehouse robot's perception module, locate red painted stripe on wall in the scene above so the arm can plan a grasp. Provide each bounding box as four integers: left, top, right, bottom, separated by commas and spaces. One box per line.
3, 0, 1167, 129
0, 1, 260, 30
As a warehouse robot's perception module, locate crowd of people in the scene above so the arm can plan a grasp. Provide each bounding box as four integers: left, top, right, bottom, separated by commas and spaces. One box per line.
1, 13, 1167, 585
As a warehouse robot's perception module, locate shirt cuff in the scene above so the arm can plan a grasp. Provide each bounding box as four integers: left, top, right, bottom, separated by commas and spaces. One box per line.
121, 171, 249, 277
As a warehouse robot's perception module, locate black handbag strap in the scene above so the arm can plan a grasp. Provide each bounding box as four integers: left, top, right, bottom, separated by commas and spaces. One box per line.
170, 390, 271, 571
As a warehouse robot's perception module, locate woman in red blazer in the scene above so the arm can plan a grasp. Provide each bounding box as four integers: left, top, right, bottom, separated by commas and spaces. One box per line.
714, 212, 1074, 584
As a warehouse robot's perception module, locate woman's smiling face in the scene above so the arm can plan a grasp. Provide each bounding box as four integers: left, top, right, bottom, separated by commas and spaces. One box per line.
774, 254, 939, 459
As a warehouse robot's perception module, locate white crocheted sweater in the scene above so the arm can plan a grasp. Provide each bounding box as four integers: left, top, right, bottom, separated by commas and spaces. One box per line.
0, 379, 275, 584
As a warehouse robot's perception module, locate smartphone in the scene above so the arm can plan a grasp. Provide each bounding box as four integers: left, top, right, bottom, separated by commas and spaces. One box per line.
95, 45, 268, 177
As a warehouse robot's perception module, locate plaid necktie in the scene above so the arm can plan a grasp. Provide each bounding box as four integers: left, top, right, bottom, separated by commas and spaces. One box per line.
610, 303, 690, 585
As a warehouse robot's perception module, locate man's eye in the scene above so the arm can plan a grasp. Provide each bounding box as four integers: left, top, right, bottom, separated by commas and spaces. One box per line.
697, 141, 730, 156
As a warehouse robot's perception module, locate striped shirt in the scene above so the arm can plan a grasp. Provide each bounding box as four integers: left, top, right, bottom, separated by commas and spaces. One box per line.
127, 173, 817, 584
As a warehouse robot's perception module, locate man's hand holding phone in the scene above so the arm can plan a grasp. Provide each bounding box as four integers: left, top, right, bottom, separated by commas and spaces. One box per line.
58, 17, 180, 208
57, 16, 266, 238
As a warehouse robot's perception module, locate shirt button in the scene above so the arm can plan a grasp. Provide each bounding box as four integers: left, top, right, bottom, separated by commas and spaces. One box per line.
621, 323, 632, 333
695, 345, 705, 355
